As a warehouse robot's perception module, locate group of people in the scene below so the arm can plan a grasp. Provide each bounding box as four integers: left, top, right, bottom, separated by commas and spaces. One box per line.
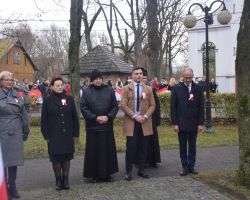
0, 67, 204, 199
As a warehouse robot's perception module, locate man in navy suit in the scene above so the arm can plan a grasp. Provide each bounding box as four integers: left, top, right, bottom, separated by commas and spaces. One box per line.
170, 68, 204, 176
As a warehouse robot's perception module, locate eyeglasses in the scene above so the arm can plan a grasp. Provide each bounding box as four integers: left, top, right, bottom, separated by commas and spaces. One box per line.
2, 79, 14, 82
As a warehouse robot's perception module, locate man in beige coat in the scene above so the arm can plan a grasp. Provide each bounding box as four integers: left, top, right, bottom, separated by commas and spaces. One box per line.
121, 67, 155, 181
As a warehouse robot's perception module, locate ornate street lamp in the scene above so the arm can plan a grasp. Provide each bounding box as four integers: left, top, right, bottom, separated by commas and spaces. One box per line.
183, 0, 231, 133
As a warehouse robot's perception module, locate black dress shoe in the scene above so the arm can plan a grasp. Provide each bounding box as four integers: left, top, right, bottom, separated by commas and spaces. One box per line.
124, 172, 132, 181
55, 177, 63, 190
9, 187, 21, 199
150, 163, 158, 168
138, 171, 149, 179
62, 176, 70, 190
189, 168, 199, 174
106, 175, 114, 182
180, 169, 189, 176
10, 190, 20, 199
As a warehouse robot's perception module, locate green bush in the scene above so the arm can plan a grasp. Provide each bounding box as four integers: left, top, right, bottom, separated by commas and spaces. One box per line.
29, 93, 237, 126
158, 92, 237, 124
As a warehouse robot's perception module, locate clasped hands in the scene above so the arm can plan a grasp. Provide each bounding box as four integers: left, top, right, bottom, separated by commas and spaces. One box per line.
135, 115, 146, 124
96, 116, 109, 124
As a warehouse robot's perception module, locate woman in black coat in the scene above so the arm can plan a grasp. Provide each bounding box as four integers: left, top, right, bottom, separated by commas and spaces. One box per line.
41, 77, 79, 190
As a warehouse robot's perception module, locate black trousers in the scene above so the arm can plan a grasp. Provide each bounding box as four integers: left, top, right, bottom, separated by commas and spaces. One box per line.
4, 166, 17, 189
125, 122, 149, 172
178, 130, 197, 170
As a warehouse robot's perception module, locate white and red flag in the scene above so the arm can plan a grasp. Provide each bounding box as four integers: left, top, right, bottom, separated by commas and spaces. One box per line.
0, 145, 8, 200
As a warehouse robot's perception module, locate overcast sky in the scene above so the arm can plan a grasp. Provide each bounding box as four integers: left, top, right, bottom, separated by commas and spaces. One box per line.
0, 0, 218, 66
0, 0, 70, 29
0, 0, 213, 31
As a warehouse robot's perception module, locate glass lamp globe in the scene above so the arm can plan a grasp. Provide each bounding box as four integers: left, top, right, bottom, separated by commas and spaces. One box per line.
183, 14, 197, 28
217, 9, 232, 25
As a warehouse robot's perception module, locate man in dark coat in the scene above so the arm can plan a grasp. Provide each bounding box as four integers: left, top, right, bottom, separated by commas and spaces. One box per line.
80, 69, 119, 182
170, 68, 204, 176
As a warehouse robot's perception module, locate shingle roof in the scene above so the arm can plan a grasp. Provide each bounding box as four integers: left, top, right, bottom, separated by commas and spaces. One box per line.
0, 37, 37, 70
63, 45, 132, 75
80, 46, 132, 74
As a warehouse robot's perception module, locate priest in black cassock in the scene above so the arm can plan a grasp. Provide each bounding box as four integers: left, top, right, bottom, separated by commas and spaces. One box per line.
80, 69, 119, 182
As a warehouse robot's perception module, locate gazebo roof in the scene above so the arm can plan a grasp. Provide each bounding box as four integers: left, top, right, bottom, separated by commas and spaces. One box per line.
63, 45, 132, 75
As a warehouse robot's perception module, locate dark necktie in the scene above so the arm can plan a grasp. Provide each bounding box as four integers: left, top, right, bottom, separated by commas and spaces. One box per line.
136, 84, 140, 112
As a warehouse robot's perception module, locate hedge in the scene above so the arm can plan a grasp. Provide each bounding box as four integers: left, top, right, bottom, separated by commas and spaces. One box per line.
158, 92, 237, 123
30, 93, 237, 126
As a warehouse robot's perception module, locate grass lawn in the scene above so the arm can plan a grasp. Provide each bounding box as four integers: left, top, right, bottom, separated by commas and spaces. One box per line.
193, 170, 250, 200
24, 122, 238, 159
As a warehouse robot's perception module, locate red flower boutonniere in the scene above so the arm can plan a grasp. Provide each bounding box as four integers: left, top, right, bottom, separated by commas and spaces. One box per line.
141, 92, 147, 99
61, 99, 67, 106
189, 93, 194, 101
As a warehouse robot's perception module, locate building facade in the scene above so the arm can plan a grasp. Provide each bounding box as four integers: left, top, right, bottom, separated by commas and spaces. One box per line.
187, 0, 243, 93
0, 38, 36, 82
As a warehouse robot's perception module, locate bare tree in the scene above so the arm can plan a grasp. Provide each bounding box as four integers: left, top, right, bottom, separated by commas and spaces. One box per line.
33, 25, 69, 79
69, 0, 83, 114
82, 0, 102, 51
112, 0, 147, 67
95, 0, 115, 52
236, 0, 250, 186
158, 0, 188, 79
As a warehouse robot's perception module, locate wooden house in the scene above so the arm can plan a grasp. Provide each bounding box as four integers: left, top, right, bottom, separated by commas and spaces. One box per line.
63, 45, 133, 86
0, 37, 37, 82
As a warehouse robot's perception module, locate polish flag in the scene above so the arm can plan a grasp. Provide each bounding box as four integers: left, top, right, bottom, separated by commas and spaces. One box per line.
0, 145, 8, 200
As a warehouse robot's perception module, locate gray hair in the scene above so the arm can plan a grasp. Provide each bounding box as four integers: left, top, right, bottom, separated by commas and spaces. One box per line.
0, 71, 14, 81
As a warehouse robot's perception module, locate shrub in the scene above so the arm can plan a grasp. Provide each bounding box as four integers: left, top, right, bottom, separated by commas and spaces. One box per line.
158, 92, 237, 124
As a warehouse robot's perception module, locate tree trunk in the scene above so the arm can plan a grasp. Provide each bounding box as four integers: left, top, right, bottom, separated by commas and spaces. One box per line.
146, 0, 161, 80
168, 36, 173, 79
69, 0, 83, 116
236, 0, 250, 186
134, 28, 144, 68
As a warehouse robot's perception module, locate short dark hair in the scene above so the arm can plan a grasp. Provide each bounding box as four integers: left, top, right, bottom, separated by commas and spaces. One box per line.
141, 68, 148, 76
50, 77, 63, 86
132, 67, 143, 73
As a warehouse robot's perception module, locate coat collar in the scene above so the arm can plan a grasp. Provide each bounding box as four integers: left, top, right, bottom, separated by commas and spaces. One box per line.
180, 81, 198, 93
0, 88, 18, 100
128, 81, 147, 91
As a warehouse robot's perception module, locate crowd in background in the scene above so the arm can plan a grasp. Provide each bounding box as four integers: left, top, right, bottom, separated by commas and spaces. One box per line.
98, 75, 219, 93
10, 74, 219, 112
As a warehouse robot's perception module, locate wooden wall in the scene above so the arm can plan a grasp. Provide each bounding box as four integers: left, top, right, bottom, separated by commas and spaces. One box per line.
0, 45, 35, 83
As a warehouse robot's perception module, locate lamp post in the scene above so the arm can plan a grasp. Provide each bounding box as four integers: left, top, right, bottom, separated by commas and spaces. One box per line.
183, 0, 231, 133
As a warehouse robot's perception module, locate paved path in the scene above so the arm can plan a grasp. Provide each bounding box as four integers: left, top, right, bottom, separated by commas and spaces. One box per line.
17, 146, 238, 194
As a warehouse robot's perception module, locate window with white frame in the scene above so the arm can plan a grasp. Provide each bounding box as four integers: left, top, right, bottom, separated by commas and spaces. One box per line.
14, 50, 20, 64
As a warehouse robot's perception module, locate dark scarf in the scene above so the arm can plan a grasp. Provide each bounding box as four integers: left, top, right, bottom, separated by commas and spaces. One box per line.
91, 84, 105, 90
51, 90, 66, 99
